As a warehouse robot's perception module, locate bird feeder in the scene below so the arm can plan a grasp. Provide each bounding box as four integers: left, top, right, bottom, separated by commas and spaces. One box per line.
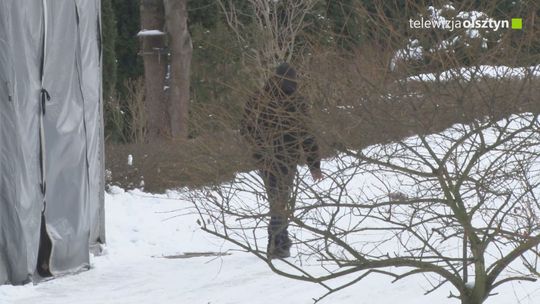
137, 29, 168, 62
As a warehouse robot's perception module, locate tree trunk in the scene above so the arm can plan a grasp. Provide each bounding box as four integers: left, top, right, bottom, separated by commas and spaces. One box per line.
461, 289, 487, 304
163, 0, 192, 139
140, 0, 168, 141
461, 298, 483, 304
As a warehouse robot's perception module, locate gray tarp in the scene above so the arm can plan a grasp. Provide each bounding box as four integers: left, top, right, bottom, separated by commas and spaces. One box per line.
0, 0, 104, 285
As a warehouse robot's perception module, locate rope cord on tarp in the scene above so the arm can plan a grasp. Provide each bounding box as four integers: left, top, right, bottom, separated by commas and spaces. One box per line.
40, 88, 50, 115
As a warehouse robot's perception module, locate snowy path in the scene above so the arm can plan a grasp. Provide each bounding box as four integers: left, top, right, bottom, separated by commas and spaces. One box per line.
1, 189, 538, 304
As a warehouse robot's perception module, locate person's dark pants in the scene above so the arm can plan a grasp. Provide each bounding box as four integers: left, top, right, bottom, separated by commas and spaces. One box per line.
260, 160, 296, 253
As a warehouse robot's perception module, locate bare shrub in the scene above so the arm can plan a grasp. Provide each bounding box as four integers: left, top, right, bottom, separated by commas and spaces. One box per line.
124, 77, 147, 143
217, 0, 317, 64
104, 78, 147, 144
190, 111, 540, 304
104, 90, 127, 143
106, 132, 252, 192
182, 1, 540, 304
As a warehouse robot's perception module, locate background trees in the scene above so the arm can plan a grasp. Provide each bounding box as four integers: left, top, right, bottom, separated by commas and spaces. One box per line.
102, 0, 538, 143
103, 0, 540, 188
104, 0, 192, 143
164, 0, 192, 139
139, 0, 168, 141
138, 0, 192, 141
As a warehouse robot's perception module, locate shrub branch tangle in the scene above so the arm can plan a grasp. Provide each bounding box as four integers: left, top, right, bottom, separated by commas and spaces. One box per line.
185, 2, 540, 304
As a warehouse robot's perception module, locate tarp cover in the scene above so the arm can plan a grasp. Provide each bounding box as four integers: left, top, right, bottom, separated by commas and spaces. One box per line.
0, 0, 105, 285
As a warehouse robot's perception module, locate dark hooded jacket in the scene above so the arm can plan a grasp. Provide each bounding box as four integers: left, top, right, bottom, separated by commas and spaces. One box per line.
240, 63, 320, 172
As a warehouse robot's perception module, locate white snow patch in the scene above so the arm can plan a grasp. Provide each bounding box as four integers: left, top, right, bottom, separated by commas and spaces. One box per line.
457, 11, 487, 22
390, 39, 424, 70
107, 185, 125, 195
408, 65, 540, 82
137, 30, 165, 37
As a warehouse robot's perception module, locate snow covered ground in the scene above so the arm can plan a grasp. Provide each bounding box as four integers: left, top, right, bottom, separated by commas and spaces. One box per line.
408, 64, 540, 82
1, 185, 539, 304
2, 113, 540, 304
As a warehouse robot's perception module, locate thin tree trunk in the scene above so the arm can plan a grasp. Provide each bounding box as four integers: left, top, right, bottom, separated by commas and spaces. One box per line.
140, 0, 168, 141
163, 0, 192, 139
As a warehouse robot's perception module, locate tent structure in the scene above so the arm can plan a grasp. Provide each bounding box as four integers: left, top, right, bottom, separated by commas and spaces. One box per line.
0, 0, 105, 285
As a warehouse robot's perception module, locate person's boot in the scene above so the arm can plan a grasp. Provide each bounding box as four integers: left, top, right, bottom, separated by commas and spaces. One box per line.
267, 237, 290, 259
267, 226, 291, 259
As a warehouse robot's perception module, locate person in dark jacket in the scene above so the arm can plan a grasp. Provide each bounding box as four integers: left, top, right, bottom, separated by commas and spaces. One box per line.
240, 63, 322, 259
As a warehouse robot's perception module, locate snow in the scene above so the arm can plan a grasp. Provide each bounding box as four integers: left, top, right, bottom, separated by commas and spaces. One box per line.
0, 190, 435, 304
408, 65, 540, 82
390, 39, 424, 70
467, 29, 480, 38
456, 11, 488, 22
137, 30, 165, 37
2, 117, 540, 304
1, 188, 537, 304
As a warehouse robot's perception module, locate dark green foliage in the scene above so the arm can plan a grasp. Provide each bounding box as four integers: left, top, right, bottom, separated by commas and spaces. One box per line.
467, 0, 523, 19
215, 0, 255, 25
188, 0, 220, 28
304, 1, 423, 51
112, 0, 143, 96
189, 21, 249, 136
112, 0, 144, 142
102, 0, 117, 101
324, 0, 363, 49
101, 0, 123, 142
101, 0, 145, 143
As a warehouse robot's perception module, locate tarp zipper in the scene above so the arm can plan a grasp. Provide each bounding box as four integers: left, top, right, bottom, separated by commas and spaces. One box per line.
39, 0, 48, 197
36, 0, 53, 279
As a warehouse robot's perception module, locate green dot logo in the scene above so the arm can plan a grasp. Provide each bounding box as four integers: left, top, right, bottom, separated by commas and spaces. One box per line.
511, 18, 522, 30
